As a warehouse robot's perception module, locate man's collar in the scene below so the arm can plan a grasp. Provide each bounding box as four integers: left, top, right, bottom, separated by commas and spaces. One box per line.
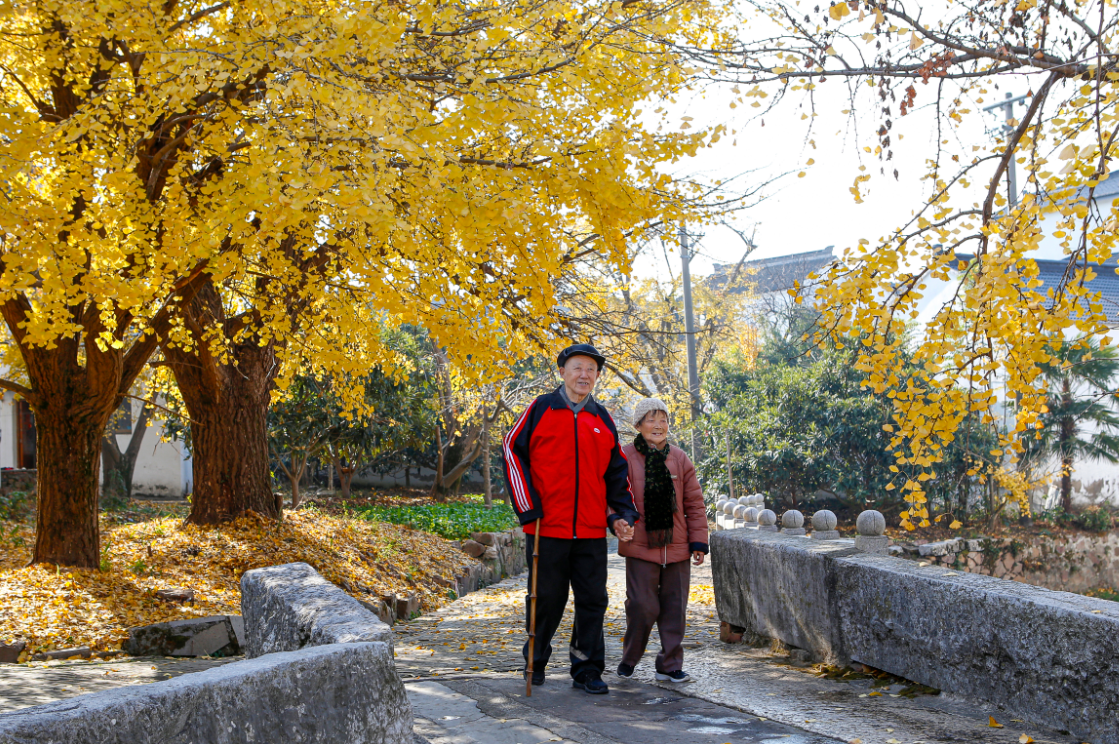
550, 385, 598, 413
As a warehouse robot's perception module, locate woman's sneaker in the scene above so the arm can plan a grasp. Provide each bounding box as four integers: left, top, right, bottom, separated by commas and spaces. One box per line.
655, 670, 691, 683
616, 663, 635, 678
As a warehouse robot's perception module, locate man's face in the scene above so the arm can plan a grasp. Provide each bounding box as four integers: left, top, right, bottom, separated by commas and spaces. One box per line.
558, 356, 600, 399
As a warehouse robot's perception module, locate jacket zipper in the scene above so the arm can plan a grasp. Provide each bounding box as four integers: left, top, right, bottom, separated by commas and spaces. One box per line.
572, 409, 580, 539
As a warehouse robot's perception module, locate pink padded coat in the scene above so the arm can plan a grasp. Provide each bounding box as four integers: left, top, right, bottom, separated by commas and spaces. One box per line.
617, 443, 709, 565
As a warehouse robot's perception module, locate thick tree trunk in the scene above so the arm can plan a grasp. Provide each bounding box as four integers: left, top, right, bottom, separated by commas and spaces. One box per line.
34, 406, 107, 568
162, 282, 280, 525
181, 363, 276, 524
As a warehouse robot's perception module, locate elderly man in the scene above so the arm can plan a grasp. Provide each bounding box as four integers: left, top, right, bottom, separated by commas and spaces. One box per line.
503, 343, 638, 694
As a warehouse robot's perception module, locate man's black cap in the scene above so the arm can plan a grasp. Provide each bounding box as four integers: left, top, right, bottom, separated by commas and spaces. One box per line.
557, 343, 606, 371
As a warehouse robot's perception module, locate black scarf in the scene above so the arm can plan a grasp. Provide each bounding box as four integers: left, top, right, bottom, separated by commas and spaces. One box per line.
634, 434, 676, 548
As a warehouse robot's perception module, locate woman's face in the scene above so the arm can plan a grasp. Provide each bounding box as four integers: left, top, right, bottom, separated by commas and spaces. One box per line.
637, 409, 670, 449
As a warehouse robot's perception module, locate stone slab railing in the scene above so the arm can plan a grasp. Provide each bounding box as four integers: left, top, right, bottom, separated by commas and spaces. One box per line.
240, 562, 394, 657
0, 562, 413, 744
0, 643, 411, 744
712, 528, 1119, 744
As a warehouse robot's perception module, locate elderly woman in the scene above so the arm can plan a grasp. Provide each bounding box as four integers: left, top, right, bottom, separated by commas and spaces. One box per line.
615, 398, 709, 683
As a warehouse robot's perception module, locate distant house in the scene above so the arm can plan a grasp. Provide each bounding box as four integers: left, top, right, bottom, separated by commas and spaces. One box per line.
709, 246, 836, 301
0, 393, 193, 499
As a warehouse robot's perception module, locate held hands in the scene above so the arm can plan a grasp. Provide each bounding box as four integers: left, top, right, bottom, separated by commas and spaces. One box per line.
615, 520, 635, 542
692, 551, 705, 566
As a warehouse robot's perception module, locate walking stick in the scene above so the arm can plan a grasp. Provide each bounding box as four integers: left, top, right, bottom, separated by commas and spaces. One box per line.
526, 518, 542, 697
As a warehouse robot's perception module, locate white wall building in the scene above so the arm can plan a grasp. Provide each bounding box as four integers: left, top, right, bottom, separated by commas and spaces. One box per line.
0, 392, 192, 499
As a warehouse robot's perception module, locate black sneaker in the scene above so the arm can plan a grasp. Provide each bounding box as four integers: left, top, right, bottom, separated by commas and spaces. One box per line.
573, 672, 609, 694
616, 663, 635, 678
654, 670, 691, 683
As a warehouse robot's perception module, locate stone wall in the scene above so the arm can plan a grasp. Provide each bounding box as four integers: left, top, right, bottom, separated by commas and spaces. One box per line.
900, 531, 1119, 594
240, 562, 394, 657
0, 643, 411, 744
712, 529, 1119, 744
0, 469, 35, 494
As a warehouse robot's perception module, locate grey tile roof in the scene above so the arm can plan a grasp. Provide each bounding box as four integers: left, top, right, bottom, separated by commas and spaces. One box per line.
957, 254, 1119, 325
709, 247, 836, 295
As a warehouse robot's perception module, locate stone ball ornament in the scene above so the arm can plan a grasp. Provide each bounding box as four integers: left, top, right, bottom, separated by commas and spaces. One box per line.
812, 510, 838, 531
856, 510, 887, 536
757, 509, 777, 526
723, 501, 738, 515
781, 510, 804, 529
743, 507, 759, 523
716, 499, 731, 513
733, 504, 749, 519
738, 495, 752, 506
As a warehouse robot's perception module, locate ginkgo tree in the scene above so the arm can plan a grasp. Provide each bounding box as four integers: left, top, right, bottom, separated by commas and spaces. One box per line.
0, 0, 729, 566
693, 0, 1119, 528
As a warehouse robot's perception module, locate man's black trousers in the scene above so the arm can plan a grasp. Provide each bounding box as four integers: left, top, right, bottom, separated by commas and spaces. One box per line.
522, 535, 608, 680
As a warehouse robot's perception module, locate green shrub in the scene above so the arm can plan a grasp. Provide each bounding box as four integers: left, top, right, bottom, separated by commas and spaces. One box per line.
1037, 505, 1115, 533
0, 490, 33, 522
357, 501, 519, 540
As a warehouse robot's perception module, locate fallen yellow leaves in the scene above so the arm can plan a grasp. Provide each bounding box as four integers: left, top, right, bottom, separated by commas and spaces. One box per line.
688, 584, 716, 605
0, 509, 474, 657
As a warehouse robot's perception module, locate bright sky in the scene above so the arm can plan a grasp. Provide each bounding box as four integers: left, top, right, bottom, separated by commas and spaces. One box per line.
629, 62, 1029, 281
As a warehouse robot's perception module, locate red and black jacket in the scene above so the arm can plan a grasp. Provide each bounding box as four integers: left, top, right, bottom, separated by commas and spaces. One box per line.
503, 388, 639, 539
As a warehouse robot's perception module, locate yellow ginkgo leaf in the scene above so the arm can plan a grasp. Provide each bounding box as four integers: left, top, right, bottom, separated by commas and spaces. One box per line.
989, 716, 1004, 728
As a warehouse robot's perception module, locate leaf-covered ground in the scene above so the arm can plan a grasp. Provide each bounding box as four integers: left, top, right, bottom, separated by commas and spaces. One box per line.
0, 504, 475, 659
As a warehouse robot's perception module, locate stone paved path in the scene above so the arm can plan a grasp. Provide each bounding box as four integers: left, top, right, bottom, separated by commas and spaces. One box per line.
397, 544, 1084, 744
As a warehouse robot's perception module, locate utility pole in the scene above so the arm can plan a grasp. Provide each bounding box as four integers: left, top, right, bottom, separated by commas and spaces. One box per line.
983, 91, 1029, 207
680, 224, 702, 462
983, 91, 1029, 434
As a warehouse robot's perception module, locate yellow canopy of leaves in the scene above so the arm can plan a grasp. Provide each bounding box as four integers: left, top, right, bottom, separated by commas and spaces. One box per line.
0, 0, 726, 391
0, 510, 473, 656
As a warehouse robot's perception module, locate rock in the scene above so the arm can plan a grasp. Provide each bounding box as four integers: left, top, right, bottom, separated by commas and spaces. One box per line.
757, 509, 778, 532
126, 617, 239, 658
811, 510, 838, 532
460, 540, 487, 558
395, 595, 421, 622
0, 643, 414, 744
482, 546, 499, 562
360, 598, 395, 626
0, 641, 26, 664
917, 540, 958, 557
154, 587, 195, 604
856, 510, 886, 536
32, 646, 92, 661
854, 535, 890, 555
719, 621, 744, 644
470, 531, 497, 546
240, 562, 393, 658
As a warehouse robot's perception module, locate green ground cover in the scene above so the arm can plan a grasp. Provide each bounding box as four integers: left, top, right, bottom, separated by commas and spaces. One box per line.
356, 496, 519, 540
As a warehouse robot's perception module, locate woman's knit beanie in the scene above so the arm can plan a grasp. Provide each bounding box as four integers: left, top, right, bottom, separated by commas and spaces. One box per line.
632, 397, 670, 427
